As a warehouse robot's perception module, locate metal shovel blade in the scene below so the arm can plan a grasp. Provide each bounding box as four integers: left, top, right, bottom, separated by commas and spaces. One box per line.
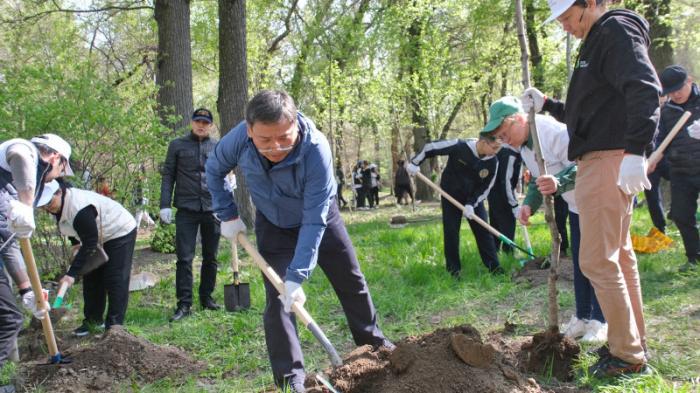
224, 282, 250, 312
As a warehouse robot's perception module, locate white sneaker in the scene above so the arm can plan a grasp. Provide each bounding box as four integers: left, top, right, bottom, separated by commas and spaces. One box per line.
563, 315, 588, 339
581, 320, 608, 343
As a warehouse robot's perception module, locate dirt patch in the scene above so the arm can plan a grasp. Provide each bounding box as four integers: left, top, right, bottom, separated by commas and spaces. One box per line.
514, 256, 574, 287
22, 325, 204, 392
520, 327, 580, 382
307, 324, 549, 393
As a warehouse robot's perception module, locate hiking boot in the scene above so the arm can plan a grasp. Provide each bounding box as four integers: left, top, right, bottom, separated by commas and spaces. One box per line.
588, 355, 651, 378
679, 260, 697, 272
201, 297, 221, 311
169, 305, 191, 322
581, 320, 608, 343
73, 322, 105, 337
563, 315, 587, 339
373, 339, 396, 351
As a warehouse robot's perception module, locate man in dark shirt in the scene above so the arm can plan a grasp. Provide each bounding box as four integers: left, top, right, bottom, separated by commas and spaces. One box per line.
160, 108, 221, 321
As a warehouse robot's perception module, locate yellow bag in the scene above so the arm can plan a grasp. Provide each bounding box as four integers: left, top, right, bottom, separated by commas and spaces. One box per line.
632, 227, 673, 253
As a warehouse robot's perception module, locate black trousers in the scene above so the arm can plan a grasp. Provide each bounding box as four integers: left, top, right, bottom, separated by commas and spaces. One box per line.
336, 186, 347, 208
645, 163, 671, 232
355, 187, 365, 208
670, 173, 700, 262
83, 229, 136, 328
0, 267, 22, 368
255, 200, 387, 388
487, 190, 516, 253
175, 209, 221, 308
441, 197, 500, 274
554, 195, 569, 253
371, 187, 379, 207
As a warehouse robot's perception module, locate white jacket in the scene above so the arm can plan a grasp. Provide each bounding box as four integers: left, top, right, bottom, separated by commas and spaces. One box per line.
58, 188, 136, 242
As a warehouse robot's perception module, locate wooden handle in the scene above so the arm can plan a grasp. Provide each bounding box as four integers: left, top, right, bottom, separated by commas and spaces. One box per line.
236, 233, 343, 366
231, 239, 239, 285
648, 111, 692, 167
19, 238, 59, 357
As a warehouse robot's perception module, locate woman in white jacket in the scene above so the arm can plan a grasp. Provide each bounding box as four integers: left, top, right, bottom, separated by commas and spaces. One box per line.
38, 179, 136, 336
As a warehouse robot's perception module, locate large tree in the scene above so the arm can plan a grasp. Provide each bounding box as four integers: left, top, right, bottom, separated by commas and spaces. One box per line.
154, 0, 193, 132
218, 0, 254, 226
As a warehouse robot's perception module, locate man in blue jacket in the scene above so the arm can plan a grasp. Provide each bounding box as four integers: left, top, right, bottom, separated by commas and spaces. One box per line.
206, 90, 392, 393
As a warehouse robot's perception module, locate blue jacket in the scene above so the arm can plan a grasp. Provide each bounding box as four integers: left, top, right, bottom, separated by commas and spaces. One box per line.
205, 113, 336, 283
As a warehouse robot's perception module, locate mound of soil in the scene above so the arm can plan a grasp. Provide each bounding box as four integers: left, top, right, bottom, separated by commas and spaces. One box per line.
308, 324, 547, 393
521, 327, 580, 382
514, 256, 574, 287
23, 326, 204, 392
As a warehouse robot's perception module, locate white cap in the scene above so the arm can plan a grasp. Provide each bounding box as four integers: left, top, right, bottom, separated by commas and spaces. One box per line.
30, 133, 74, 176
544, 0, 576, 24
36, 180, 60, 207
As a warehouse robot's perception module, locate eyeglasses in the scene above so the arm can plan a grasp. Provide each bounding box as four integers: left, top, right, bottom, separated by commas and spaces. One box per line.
256, 144, 296, 154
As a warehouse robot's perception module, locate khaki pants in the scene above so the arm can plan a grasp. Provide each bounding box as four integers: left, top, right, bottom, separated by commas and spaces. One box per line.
575, 150, 646, 365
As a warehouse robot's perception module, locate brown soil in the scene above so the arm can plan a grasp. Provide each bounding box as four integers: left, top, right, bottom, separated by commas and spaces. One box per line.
514, 256, 574, 287
306, 324, 551, 393
22, 325, 204, 392
520, 327, 580, 382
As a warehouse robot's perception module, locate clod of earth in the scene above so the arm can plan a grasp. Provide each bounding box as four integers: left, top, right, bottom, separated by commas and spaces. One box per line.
520, 327, 580, 382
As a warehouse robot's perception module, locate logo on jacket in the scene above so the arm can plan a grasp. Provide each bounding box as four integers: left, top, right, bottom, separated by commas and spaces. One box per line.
576, 59, 589, 69
479, 169, 489, 178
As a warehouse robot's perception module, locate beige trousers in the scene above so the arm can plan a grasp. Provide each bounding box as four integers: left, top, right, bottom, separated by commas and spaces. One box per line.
575, 149, 646, 365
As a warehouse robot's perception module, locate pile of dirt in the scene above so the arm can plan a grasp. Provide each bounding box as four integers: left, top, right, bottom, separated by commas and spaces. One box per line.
514, 256, 575, 287
23, 326, 204, 392
521, 327, 580, 382
307, 324, 554, 393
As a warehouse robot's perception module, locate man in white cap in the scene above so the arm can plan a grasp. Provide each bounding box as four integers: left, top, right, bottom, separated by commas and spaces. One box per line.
0, 133, 73, 379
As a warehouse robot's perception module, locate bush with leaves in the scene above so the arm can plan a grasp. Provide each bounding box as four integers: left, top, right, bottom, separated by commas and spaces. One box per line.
150, 223, 176, 254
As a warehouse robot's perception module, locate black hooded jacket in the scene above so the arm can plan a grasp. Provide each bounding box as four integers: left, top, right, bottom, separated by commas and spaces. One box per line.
659, 84, 700, 176
543, 9, 660, 161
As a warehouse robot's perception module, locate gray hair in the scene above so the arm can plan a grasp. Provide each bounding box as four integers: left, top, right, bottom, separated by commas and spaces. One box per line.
245, 90, 297, 126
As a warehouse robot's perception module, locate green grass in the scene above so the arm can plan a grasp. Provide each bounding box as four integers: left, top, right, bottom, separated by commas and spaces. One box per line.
35, 200, 699, 392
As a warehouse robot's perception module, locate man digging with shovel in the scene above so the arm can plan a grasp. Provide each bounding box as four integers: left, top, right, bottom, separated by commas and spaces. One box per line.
206, 90, 393, 393
485, 96, 607, 343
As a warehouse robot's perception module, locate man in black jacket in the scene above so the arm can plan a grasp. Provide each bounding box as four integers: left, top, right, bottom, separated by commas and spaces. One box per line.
487, 144, 521, 253
654, 65, 700, 271
160, 108, 221, 321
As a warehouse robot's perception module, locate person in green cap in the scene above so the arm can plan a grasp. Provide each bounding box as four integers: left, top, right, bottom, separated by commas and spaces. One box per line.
486, 96, 608, 343
406, 131, 503, 277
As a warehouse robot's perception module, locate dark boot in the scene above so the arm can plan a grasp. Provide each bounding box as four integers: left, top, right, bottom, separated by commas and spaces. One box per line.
201, 297, 221, 310
169, 305, 191, 322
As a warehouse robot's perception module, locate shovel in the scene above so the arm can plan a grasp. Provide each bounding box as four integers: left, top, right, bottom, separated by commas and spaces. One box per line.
224, 239, 250, 311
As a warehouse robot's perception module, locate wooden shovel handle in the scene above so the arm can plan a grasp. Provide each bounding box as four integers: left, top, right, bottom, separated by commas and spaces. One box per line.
231, 238, 240, 285
648, 111, 692, 168
19, 238, 59, 357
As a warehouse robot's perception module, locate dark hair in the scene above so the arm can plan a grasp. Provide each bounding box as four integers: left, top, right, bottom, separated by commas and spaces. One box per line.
33, 141, 58, 156
574, 0, 621, 5
245, 90, 297, 126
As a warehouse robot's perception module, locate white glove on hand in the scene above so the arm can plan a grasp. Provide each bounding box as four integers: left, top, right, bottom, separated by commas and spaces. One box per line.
9, 200, 35, 238
159, 208, 172, 224
462, 204, 475, 219
21, 289, 50, 320
406, 163, 420, 176
688, 119, 700, 140
617, 155, 651, 195
221, 218, 247, 240
278, 280, 306, 313
521, 87, 546, 113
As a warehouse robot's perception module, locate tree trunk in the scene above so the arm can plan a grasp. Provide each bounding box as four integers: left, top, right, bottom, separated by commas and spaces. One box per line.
218, 0, 254, 227
525, 0, 544, 87
154, 0, 193, 133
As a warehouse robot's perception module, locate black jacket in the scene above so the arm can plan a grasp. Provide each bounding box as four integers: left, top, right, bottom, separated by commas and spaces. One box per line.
543, 9, 660, 161
488, 145, 522, 211
659, 84, 700, 176
160, 132, 217, 212
410, 139, 498, 206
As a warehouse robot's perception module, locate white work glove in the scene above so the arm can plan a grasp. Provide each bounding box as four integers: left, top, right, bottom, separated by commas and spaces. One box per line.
8, 200, 35, 238
462, 204, 475, 219
278, 280, 306, 313
521, 87, 546, 113
406, 163, 420, 176
21, 289, 50, 320
617, 154, 651, 195
159, 208, 172, 224
688, 119, 700, 140
220, 218, 247, 240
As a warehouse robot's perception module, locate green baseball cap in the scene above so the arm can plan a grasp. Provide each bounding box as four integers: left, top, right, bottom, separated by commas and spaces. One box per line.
481, 96, 524, 134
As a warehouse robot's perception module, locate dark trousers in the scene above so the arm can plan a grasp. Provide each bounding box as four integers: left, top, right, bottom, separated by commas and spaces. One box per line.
670, 174, 700, 262
255, 201, 386, 388
569, 212, 604, 322
644, 163, 671, 233
395, 184, 413, 204
441, 197, 500, 274
83, 229, 136, 328
175, 209, 221, 308
355, 187, 365, 208
0, 267, 22, 368
362, 186, 374, 208
554, 195, 569, 253
371, 187, 379, 207
336, 186, 347, 208
487, 191, 516, 253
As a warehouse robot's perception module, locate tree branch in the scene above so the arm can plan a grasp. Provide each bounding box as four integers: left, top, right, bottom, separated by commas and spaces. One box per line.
4, 3, 153, 24
267, 0, 300, 53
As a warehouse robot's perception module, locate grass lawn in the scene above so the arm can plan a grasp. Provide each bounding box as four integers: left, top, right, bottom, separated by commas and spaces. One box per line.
46, 199, 699, 392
